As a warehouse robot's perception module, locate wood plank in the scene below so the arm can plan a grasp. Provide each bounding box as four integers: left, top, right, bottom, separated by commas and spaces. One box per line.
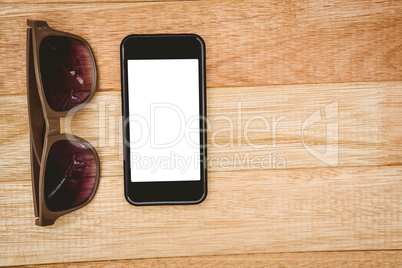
0, 166, 401, 266
24, 251, 402, 268
0, 0, 190, 3
1, 0, 402, 95
1, 81, 401, 182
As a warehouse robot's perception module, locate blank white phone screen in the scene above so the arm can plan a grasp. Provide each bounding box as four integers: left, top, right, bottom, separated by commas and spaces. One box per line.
128, 59, 201, 182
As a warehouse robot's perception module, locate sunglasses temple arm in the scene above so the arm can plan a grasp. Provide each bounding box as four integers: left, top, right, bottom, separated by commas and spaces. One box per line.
27, 28, 40, 218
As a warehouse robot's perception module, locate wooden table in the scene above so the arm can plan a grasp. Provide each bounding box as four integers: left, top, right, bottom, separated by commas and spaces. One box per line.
0, 0, 401, 266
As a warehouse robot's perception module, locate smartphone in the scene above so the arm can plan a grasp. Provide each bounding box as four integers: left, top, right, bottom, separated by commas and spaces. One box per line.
121, 34, 207, 205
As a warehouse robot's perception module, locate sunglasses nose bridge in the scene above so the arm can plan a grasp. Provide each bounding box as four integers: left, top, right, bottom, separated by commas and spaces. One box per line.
47, 116, 61, 137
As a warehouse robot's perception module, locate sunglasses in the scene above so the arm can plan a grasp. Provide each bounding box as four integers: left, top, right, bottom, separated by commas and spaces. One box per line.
27, 20, 100, 226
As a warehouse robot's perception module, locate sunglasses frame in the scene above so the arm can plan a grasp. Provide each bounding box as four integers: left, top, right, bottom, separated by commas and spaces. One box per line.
27, 20, 100, 226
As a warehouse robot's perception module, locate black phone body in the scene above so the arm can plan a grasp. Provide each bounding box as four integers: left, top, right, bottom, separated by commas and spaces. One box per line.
121, 34, 207, 205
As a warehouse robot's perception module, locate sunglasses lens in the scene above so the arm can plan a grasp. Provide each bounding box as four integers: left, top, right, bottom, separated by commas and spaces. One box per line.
39, 36, 94, 111
44, 140, 97, 212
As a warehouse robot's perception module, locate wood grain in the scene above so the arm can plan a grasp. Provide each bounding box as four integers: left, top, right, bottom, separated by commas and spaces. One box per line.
1, 0, 402, 95
1, 0, 402, 266
1, 82, 401, 183
0, 0, 191, 3
22, 251, 402, 268
1, 166, 401, 266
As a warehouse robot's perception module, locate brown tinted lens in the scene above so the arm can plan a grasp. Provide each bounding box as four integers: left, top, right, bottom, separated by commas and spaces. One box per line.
39, 36, 93, 111
44, 140, 97, 212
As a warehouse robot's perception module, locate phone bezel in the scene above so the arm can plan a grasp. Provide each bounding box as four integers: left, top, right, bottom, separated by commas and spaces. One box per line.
121, 34, 207, 205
